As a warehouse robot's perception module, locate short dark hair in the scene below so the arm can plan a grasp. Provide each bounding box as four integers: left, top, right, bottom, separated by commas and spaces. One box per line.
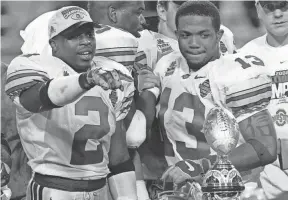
175, 1, 221, 32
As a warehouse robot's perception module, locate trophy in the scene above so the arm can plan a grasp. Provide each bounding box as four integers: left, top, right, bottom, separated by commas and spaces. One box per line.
201, 107, 245, 200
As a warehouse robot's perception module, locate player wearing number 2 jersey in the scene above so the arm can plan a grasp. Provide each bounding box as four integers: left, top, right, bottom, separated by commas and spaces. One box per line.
154, 1, 277, 196
5, 6, 137, 200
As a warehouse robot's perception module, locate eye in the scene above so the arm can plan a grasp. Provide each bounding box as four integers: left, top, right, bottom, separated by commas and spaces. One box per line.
87, 31, 95, 38
201, 33, 210, 39
180, 33, 188, 39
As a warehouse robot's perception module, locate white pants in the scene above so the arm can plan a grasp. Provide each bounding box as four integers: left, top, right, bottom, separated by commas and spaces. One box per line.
26, 179, 108, 200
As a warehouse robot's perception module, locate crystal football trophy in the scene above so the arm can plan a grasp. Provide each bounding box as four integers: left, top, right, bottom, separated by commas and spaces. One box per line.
201, 107, 245, 200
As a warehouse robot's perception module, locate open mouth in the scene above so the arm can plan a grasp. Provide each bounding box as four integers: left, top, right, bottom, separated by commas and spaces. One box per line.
78, 51, 93, 61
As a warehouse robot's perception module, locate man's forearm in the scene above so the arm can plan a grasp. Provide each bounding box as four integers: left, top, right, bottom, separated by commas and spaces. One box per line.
20, 74, 87, 113
136, 90, 157, 137
229, 110, 277, 172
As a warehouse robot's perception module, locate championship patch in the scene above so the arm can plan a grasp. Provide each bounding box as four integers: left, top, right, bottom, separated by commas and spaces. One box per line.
109, 90, 118, 107
61, 7, 87, 20
199, 79, 211, 98
157, 39, 173, 55
165, 61, 177, 77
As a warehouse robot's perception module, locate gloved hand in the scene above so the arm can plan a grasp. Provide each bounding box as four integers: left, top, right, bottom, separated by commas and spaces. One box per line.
161, 157, 216, 185
83, 68, 124, 91
134, 63, 160, 93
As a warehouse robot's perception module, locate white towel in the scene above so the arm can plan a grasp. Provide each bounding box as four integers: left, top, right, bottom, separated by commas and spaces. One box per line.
20, 11, 56, 55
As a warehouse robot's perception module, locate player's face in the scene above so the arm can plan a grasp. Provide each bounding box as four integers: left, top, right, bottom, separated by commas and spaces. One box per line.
55, 29, 96, 73
157, 1, 186, 39
257, 1, 288, 37
177, 15, 222, 71
117, 1, 145, 37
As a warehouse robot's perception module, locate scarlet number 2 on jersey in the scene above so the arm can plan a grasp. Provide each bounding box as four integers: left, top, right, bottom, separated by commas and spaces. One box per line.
70, 96, 109, 165
159, 88, 210, 160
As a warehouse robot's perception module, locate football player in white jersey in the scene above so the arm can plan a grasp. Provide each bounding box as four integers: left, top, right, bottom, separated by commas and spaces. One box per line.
138, 0, 237, 71
88, 2, 161, 200
239, 1, 288, 199
5, 6, 138, 200
148, 1, 278, 198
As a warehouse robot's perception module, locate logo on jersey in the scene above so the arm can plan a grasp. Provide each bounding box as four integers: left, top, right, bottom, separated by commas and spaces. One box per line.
157, 39, 173, 56
182, 74, 190, 79
219, 41, 228, 54
165, 61, 177, 77
272, 109, 288, 126
63, 70, 69, 76
199, 79, 211, 98
195, 75, 206, 79
271, 70, 288, 100
109, 90, 118, 107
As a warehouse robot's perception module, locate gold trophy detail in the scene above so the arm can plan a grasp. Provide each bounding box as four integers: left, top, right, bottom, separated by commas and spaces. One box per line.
201, 107, 245, 200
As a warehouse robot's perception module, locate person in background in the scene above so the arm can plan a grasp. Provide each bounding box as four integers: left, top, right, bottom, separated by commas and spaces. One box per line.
88, 2, 161, 200
239, 1, 288, 199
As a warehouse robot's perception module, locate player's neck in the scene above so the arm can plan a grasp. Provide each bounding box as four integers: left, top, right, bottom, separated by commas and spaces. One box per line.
158, 22, 177, 40
266, 33, 288, 47
188, 52, 220, 72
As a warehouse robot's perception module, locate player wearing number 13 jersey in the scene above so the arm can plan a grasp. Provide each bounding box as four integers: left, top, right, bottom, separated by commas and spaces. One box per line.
5, 7, 137, 200
155, 1, 277, 194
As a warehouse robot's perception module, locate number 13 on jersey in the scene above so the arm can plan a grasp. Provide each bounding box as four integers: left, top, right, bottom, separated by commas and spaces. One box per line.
159, 88, 210, 161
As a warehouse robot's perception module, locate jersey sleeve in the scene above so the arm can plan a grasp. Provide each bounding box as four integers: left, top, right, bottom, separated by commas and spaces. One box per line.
208, 54, 272, 122
5, 55, 50, 103
95, 25, 139, 73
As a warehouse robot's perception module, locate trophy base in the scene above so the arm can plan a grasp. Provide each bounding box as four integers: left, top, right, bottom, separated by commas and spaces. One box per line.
202, 155, 245, 200
202, 192, 242, 200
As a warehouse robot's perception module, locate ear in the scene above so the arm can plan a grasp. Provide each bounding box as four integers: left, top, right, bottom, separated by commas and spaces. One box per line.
49, 39, 58, 55
216, 29, 224, 43
108, 6, 117, 23
157, 3, 167, 22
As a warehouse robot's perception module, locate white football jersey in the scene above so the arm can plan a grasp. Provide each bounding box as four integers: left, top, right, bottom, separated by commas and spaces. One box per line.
95, 25, 146, 73
138, 25, 236, 70
240, 35, 288, 199
138, 30, 179, 70
5, 54, 134, 180
155, 51, 272, 184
